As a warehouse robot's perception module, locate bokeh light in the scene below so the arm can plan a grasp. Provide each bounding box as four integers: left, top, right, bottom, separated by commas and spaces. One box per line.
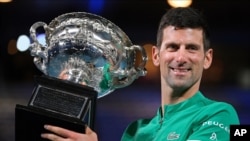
7, 39, 17, 55
89, 0, 104, 14
16, 35, 30, 52
167, 0, 192, 8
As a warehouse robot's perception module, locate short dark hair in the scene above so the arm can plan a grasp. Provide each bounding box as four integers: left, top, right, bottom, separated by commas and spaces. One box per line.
156, 7, 210, 51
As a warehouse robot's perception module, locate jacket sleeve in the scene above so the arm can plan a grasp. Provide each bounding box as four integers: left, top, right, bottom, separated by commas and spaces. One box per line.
187, 103, 240, 141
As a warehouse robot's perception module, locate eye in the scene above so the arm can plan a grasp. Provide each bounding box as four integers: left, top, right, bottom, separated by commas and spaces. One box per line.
166, 43, 179, 51
186, 44, 199, 51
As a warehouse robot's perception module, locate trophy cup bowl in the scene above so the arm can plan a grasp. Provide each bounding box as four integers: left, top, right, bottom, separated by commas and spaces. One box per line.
29, 12, 147, 98
15, 12, 147, 141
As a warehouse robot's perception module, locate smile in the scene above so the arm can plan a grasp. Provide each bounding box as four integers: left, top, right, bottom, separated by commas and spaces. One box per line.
170, 67, 191, 75
172, 68, 190, 72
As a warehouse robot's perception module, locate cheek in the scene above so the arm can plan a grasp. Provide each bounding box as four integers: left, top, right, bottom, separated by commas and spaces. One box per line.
193, 54, 209, 69
189, 53, 204, 62
159, 52, 172, 64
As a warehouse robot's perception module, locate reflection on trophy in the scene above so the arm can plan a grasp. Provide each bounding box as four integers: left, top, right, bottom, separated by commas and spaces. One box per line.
15, 12, 147, 140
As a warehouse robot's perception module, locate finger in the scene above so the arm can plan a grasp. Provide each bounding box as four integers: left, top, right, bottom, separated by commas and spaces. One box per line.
41, 133, 64, 141
44, 125, 76, 138
85, 126, 98, 139
85, 126, 94, 135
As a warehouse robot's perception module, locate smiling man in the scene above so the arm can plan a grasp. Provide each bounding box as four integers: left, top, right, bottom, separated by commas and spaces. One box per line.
121, 7, 240, 141
41, 7, 239, 141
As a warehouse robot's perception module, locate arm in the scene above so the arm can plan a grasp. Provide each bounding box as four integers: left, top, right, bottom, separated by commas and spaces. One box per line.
41, 125, 98, 141
187, 104, 239, 141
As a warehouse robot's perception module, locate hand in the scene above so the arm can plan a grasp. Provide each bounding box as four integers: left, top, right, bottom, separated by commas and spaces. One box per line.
41, 124, 98, 141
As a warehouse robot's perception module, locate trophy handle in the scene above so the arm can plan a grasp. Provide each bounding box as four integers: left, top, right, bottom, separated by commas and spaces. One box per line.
130, 45, 147, 76
113, 45, 147, 88
29, 22, 50, 74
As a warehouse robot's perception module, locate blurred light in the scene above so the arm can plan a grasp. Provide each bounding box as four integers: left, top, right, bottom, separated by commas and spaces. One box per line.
89, 0, 104, 14
167, 0, 192, 8
37, 33, 46, 46
16, 35, 30, 52
8, 39, 18, 55
238, 69, 250, 90
0, 0, 12, 3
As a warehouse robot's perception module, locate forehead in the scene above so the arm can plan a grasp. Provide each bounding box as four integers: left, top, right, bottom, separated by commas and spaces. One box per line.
162, 26, 203, 43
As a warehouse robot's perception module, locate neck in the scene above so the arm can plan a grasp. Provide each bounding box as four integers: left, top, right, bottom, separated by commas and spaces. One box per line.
161, 81, 200, 115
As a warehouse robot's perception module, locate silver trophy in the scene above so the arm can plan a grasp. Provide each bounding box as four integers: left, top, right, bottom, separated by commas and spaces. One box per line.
29, 12, 147, 98
15, 12, 147, 140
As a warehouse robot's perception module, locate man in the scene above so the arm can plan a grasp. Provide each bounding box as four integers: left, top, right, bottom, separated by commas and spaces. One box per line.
41, 7, 239, 141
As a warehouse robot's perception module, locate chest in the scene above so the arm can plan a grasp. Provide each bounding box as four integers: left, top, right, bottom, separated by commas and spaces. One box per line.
135, 111, 203, 141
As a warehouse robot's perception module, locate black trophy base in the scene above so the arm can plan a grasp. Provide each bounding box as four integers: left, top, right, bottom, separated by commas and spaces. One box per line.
15, 104, 86, 141
15, 75, 97, 141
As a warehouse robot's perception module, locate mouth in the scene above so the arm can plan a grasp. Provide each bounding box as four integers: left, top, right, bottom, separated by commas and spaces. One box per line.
170, 67, 191, 75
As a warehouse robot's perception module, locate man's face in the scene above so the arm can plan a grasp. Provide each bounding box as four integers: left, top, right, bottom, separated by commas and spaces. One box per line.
152, 26, 213, 91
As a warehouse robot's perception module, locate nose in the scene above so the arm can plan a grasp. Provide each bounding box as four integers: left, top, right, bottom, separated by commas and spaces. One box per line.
176, 46, 187, 63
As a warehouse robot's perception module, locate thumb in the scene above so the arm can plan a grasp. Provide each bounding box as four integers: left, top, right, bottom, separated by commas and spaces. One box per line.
85, 126, 98, 140
85, 126, 94, 135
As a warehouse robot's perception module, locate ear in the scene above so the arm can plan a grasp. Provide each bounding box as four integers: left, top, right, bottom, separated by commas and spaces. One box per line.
204, 48, 213, 69
152, 45, 160, 66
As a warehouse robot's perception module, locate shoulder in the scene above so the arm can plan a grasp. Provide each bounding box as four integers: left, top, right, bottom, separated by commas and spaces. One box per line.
198, 100, 240, 124
202, 98, 238, 114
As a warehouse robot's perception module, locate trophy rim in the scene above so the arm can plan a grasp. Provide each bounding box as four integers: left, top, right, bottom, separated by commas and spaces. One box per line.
47, 11, 133, 47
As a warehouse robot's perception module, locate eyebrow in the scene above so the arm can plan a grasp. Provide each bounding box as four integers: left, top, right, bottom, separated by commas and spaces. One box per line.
163, 42, 201, 48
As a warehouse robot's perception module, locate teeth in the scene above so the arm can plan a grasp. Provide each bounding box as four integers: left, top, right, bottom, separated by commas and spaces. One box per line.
172, 68, 188, 72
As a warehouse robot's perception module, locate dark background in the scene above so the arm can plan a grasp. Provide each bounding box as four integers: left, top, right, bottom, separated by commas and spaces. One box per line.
0, 0, 250, 141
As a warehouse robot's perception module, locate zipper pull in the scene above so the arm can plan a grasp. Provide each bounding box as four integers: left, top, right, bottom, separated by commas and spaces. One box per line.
158, 107, 164, 130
